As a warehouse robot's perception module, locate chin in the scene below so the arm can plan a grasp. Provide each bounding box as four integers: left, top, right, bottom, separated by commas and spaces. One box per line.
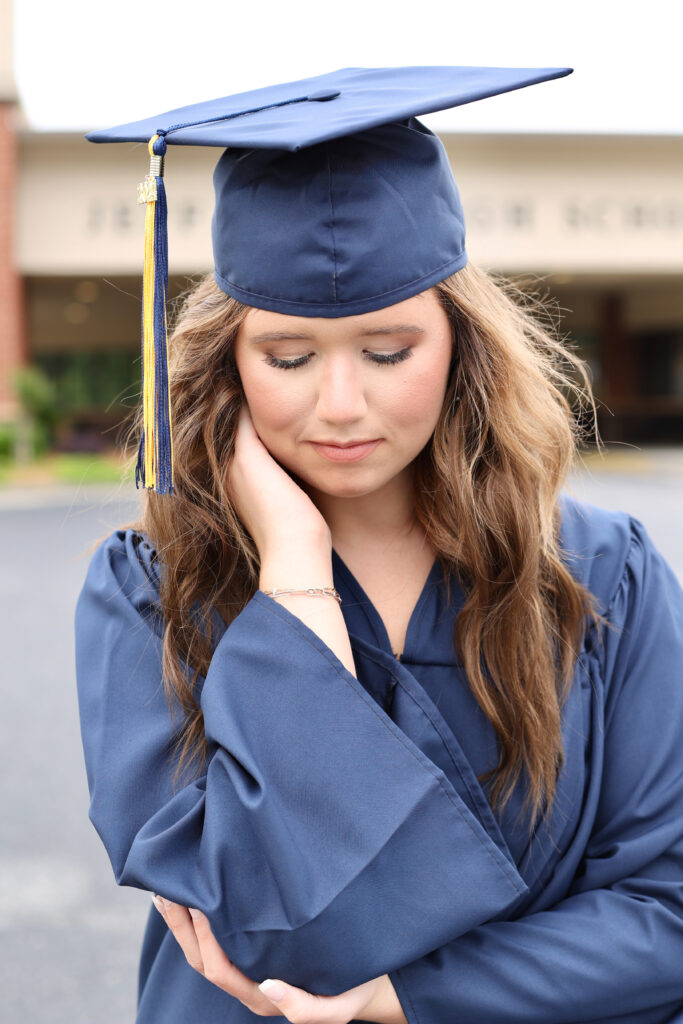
317, 480, 384, 499
300, 464, 399, 500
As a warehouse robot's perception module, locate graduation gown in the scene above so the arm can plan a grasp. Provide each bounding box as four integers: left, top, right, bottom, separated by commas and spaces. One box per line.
74, 493, 683, 1023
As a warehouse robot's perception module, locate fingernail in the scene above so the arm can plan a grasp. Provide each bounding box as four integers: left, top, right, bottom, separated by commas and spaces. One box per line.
259, 979, 286, 1002
151, 894, 166, 915
188, 907, 202, 920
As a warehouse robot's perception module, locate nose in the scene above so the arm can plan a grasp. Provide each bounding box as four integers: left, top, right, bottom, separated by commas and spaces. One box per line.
315, 355, 368, 424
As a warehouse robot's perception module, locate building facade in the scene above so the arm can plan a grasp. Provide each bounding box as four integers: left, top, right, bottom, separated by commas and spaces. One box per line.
3, 11, 682, 449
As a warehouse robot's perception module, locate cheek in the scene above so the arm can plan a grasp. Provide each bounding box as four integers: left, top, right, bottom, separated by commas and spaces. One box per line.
239, 363, 306, 435
380, 355, 450, 433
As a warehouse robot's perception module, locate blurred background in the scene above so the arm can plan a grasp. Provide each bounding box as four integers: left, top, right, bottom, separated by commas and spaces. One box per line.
1, 0, 682, 1020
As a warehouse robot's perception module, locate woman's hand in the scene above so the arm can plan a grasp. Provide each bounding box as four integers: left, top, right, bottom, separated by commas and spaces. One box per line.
153, 897, 408, 1023
228, 404, 331, 560
230, 401, 355, 677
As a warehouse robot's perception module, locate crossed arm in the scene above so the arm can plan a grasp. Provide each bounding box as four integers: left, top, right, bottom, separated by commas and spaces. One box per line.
153, 896, 407, 1024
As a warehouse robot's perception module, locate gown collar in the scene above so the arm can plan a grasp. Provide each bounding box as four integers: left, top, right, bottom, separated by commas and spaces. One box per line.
331, 547, 458, 664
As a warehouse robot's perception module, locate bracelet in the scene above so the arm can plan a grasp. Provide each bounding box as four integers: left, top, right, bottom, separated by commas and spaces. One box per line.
263, 586, 342, 604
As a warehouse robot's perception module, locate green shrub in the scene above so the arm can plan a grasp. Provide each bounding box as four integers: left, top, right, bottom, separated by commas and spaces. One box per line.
53, 453, 132, 485
0, 422, 15, 460
12, 365, 62, 456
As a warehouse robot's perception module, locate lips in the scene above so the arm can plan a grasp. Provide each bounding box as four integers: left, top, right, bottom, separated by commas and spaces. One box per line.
310, 439, 382, 463
314, 440, 377, 448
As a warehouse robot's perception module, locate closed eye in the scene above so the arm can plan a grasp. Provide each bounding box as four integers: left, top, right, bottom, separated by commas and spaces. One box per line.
263, 348, 413, 371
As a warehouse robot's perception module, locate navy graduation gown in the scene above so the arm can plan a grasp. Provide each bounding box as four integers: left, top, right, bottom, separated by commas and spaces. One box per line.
74, 493, 683, 1023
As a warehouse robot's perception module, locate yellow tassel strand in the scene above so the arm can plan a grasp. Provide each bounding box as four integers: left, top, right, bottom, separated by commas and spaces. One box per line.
136, 133, 174, 492
142, 186, 157, 487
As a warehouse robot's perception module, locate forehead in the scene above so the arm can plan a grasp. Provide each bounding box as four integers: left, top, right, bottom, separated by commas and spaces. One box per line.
239, 288, 445, 338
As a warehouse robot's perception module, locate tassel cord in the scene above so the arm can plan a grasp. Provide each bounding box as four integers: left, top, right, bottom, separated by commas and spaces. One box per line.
136, 133, 174, 494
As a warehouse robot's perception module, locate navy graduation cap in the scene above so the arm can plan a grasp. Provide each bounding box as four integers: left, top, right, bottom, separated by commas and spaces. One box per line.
86, 65, 572, 494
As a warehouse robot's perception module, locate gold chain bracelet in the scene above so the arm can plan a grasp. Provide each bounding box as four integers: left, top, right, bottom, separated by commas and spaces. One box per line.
263, 586, 342, 604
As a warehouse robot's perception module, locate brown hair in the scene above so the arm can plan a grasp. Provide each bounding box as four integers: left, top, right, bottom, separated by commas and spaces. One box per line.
115, 265, 608, 829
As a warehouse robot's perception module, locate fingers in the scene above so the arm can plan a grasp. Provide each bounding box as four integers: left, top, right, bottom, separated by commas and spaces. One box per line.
153, 896, 204, 974
238, 402, 255, 432
154, 896, 367, 1022
234, 403, 258, 453
154, 899, 274, 1015
229, 405, 262, 490
258, 978, 356, 1023
188, 908, 259, 1005
256, 974, 393, 1024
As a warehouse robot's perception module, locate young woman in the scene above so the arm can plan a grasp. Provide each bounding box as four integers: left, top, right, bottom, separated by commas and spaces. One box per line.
76, 68, 683, 1024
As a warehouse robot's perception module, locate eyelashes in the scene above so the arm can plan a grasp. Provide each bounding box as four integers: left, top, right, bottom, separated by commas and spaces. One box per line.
263, 348, 413, 371
263, 353, 310, 371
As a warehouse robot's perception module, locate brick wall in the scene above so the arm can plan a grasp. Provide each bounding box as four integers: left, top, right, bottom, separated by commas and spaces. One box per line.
0, 101, 26, 421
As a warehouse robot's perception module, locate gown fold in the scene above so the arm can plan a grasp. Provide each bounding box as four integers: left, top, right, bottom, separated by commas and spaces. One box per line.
74, 494, 683, 1022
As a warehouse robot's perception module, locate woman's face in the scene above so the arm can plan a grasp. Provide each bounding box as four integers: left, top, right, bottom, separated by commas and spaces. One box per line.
232, 288, 453, 500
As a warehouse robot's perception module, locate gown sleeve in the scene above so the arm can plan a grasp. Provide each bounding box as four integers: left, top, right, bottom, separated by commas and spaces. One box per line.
74, 528, 528, 995
389, 515, 683, 1024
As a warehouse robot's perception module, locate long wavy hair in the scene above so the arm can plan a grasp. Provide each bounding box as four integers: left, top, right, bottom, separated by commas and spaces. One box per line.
115, 264, 608, 829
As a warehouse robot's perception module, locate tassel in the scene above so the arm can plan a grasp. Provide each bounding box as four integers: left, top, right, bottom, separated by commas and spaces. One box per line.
135, 133, 174, 494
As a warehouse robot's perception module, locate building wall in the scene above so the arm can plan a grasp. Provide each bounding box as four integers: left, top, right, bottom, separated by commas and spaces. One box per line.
16, 135, 217, 275
16, 131, 683, 276
9, 129, 683, 447
444, 134, 683, 275
0, 103, 26, 420
0, 0, 16, 103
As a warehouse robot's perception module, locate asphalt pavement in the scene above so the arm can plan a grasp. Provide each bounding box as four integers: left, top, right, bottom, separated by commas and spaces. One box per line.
1, 454, 681, 1023
0, 487, 147, 1024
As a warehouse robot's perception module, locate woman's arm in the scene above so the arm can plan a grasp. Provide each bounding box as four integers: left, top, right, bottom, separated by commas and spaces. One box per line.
151, 899, 408, 1023
388, 516, 683, 1024
75, 527, 528, 996
230, 404, 355, 678
259, 542, 355, 677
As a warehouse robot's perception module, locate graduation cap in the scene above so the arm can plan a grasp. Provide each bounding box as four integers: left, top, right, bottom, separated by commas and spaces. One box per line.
86, 65, 572, 495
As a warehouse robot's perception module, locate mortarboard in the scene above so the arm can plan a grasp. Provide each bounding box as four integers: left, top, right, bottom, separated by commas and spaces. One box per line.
86, 65, 573, 495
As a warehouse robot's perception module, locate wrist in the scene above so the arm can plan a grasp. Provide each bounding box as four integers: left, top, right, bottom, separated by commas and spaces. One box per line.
263, 522, 332, 554
259, 535, 333, 590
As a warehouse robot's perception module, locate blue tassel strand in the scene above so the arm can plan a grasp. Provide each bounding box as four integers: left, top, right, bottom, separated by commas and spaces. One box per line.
135, 133, 174, 494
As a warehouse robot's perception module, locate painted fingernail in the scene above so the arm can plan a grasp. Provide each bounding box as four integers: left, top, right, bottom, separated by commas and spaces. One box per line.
152, 894, 166, 915
188, 907, 202, 920
259, 979, 286, 1002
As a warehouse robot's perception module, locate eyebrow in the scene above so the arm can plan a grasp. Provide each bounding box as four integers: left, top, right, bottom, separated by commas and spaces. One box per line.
248, 324, 426, 343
